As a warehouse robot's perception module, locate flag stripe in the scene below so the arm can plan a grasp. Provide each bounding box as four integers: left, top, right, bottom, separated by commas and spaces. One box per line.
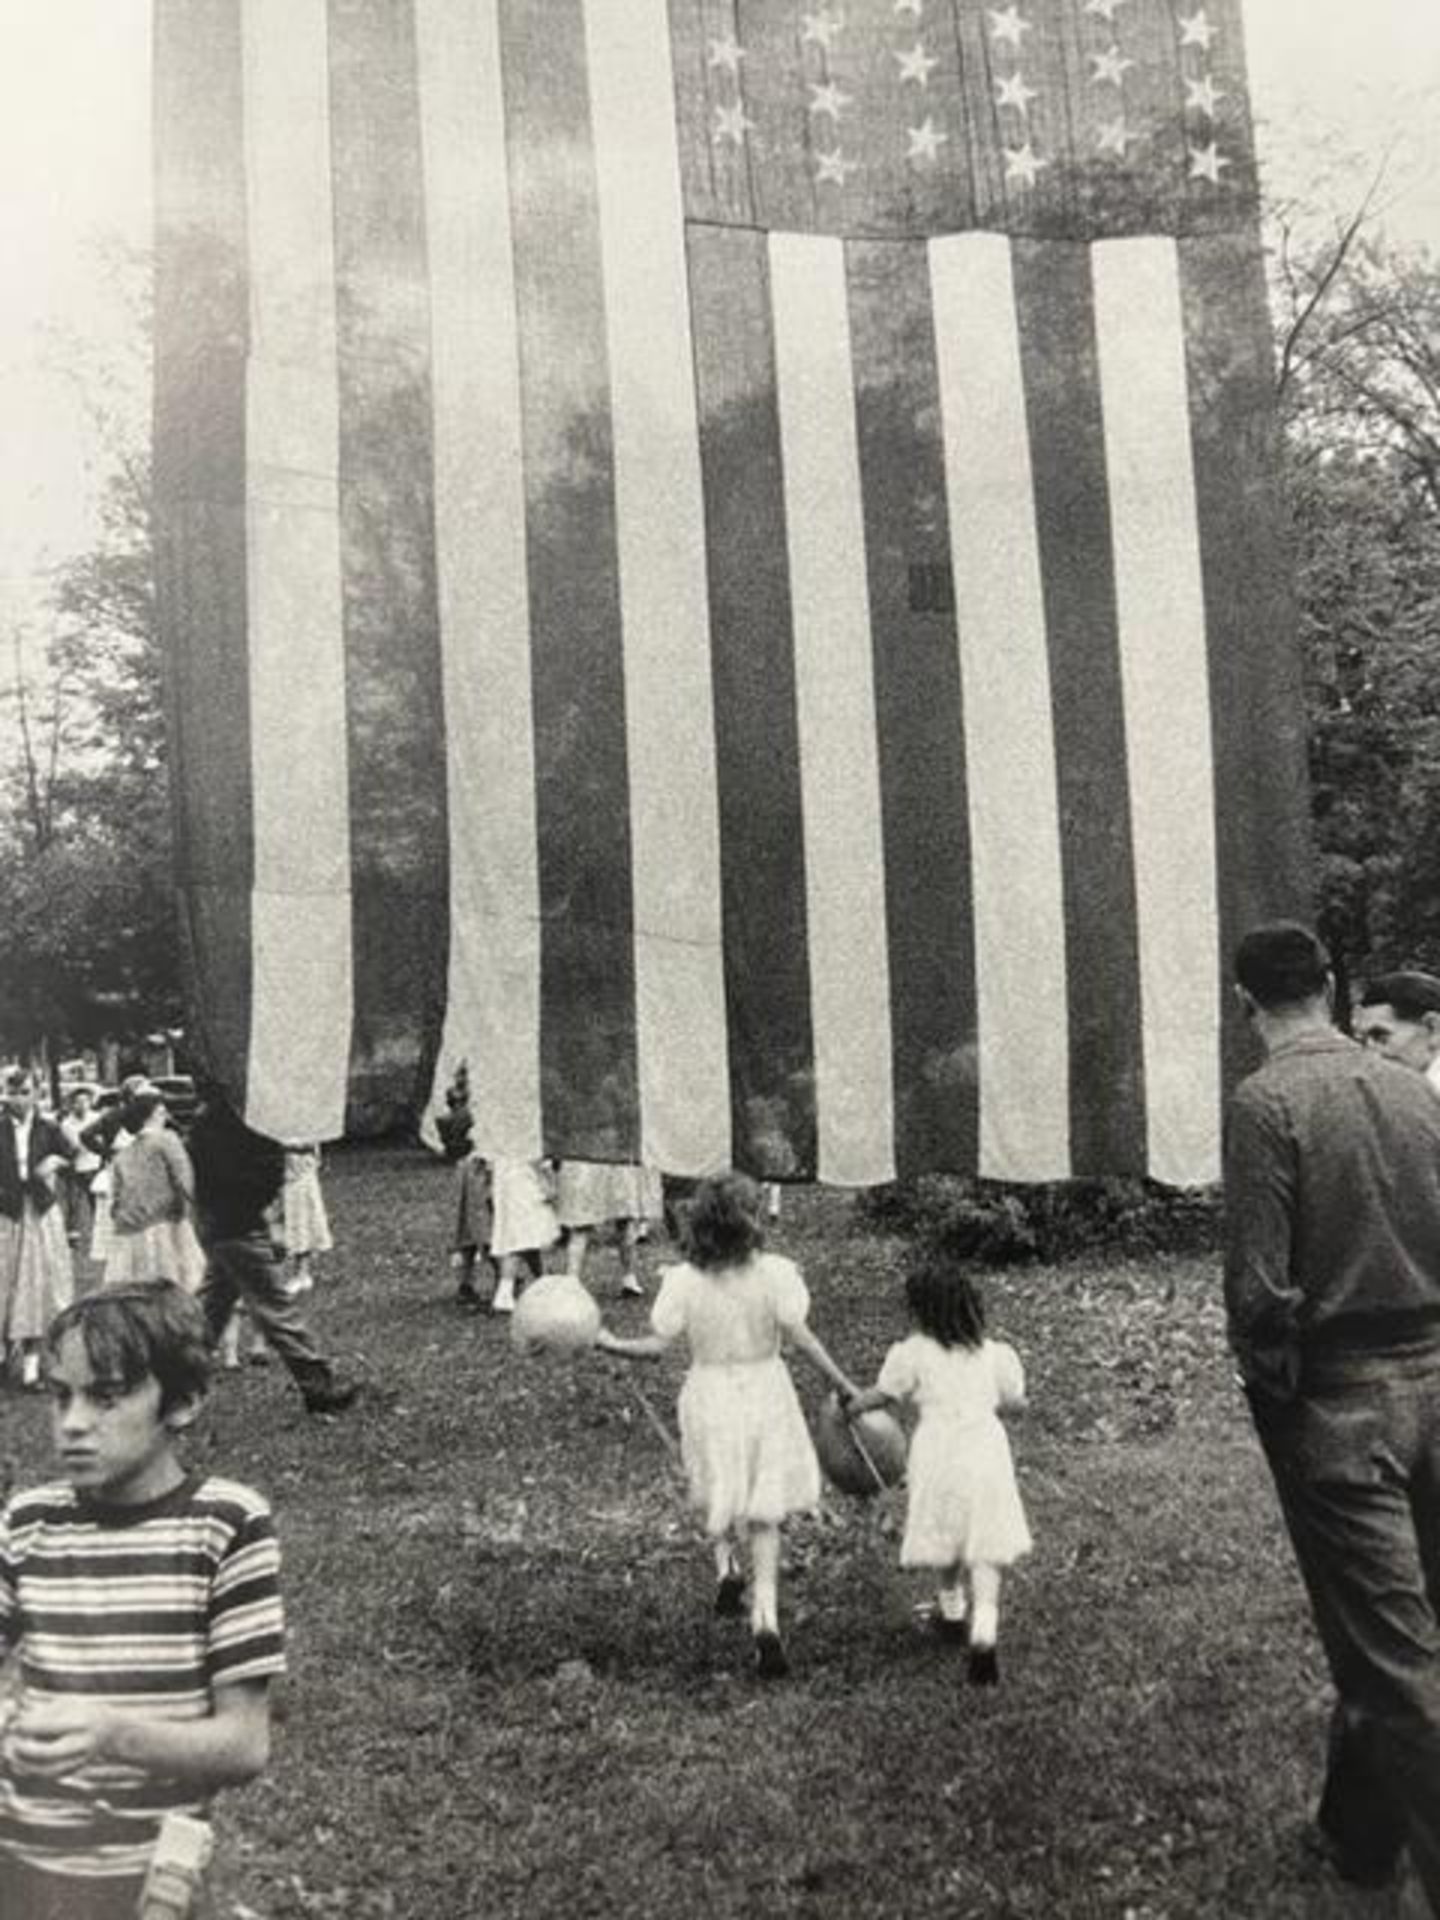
847, 237, 979, 1178
328, 0, 450, 1133
687, 224, 817, 1176
417, 0, 544, 1157
501, 0, 640, 1157
770, 233, 894, 1187
1179, 229, 1311, 1096
1093, 235, 1220, 1185
241, 0, 352, 1144
1012, 237, 1146, 1175
152, 0, 254, 1110
931, 232, 1071, 1181
584, 0, 732, 1176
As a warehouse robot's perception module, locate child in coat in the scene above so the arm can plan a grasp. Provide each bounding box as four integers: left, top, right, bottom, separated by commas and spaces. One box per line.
847, 1255, 1031, 1685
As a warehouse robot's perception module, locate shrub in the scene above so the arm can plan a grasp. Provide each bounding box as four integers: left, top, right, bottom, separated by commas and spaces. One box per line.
854, 1175, 1221, 1267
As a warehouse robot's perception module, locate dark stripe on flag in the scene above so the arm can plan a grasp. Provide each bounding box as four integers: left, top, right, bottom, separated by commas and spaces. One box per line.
328, 0, 450, 1132
1013, 237, 1146, 1174
152, 0, 252, 1110
847, 237, 978, 1176
500, 0, 640, 1157
1179, 230, 1311, 1097
688, 224, 817, 1178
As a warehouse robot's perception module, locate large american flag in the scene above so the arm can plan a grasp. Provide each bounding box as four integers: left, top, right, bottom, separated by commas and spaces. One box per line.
154, 0, 1310, 1185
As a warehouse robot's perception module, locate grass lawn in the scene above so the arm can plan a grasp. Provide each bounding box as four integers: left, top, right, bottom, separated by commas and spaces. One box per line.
0, 1146, 1419, 1918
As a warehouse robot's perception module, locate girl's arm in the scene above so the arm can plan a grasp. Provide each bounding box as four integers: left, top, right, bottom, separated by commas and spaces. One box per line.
784, 1322, 861, 1402
595, 1327, 669, 1362
844, 1384, 899, 1417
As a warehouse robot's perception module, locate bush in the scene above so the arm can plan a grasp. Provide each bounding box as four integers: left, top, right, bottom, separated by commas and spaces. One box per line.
854, 1175, 1221, 1267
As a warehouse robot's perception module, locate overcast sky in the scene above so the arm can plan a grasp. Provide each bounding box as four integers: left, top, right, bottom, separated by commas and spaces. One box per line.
0, 0, 1436, 615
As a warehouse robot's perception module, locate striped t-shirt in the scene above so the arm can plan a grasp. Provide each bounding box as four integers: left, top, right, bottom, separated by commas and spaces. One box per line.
0, 1473, 285, 1882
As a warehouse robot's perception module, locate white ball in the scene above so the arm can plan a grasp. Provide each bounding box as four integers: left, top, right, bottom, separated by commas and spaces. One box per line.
510, 1273, 602, 1356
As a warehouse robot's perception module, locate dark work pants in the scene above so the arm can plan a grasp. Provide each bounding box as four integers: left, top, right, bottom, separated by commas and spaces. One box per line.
1254, 1356, 1440, 1911
200, 1229, 337, 1402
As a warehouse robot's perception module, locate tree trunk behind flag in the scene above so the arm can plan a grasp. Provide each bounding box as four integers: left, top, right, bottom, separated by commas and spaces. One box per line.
153, 0, 1311, 1182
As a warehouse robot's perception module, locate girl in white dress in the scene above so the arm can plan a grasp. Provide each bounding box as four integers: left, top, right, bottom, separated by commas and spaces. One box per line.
848, 1257, 1031, 1686
488, 1158, 559, 1314
597, 1172, 858, 1678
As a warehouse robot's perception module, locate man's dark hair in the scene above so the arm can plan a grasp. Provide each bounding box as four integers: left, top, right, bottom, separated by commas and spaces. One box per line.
45, 1281, 210, 1416
1358, 970, 1440, 1022
1234, 922, 1332, 1011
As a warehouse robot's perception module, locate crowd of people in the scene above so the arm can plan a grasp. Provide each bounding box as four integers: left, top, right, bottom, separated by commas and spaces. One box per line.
2, 919, 1440, 1913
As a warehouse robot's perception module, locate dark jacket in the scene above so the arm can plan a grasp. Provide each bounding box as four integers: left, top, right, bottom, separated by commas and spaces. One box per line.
0, 1114, 74, 1221
189, 1101, 286, 1243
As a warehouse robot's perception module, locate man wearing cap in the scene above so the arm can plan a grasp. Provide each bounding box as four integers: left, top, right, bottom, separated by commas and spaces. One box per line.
1355, 969, 1440, 1094
1225, 922, 1440, 1910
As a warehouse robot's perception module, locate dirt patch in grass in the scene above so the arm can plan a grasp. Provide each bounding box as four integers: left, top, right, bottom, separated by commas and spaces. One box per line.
0, 1150, 1412, 1918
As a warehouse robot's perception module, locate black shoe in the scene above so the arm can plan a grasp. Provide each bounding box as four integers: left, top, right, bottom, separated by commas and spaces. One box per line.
714, 1574, 745, 1618
1298, 1821, 1399, 1891
455, 1281, 484, 1314
754, 1630, 789, 1680
967, 1645, 999, 1687
932, 1614, 970, 1647
303, 1381, 359, 1416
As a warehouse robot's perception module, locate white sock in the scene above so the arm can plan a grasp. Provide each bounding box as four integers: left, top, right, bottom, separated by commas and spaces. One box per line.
970, 1602, 998, 1650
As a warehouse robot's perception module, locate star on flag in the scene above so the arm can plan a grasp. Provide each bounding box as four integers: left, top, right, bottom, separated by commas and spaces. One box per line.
1090, 46, 1134, 85
907, 117, 948, 164
1188, 140, 1229, 184
988, 6, 1031, 51
1003, 141, 1046, 186
815, 148, 858, 185
1096, 118, 1133, 156
808, 80, 852, 119
1178, 10, 1215, 50
801, 10, 845, 51
712, 101, 754, 146
895, 43, 939, 86
1184, 74, 1225, 116
707, 34, 744, 73
995, 72, 1037, 113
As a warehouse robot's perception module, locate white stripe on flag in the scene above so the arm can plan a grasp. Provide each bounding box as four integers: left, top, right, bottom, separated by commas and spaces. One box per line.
241, 0, 352, 1142
417, 0, 543, 1157
770, 232, 895, 1187
929, 232, 1070, 1181
583, 0, 731, 1177
1093, 238, 1221, 1185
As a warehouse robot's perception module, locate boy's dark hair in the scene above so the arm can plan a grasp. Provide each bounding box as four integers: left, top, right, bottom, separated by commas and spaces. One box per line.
682, 1172, 765, 1270
1234, 922, 1331, 1011
45, 1282, 210, 1415
1358, 970, 1440, 1022
905, 1253, 986, 1350
2, 1068, 34, 1098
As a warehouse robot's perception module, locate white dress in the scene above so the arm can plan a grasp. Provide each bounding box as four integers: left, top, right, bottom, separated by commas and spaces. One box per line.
555, 1161, 663, 1228
489, 1159, 559, 1258
877, 1334, 1032, 1569
652, 1253, 821, 1536
283, 1149, 333, 1256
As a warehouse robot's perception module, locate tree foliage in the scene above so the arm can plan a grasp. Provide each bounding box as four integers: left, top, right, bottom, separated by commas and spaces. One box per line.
1271, 189, 1440, 980
0, 249, 178, 1064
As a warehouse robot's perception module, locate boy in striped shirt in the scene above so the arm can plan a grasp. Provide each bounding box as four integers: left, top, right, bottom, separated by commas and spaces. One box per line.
0, 1282, 284, 1918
